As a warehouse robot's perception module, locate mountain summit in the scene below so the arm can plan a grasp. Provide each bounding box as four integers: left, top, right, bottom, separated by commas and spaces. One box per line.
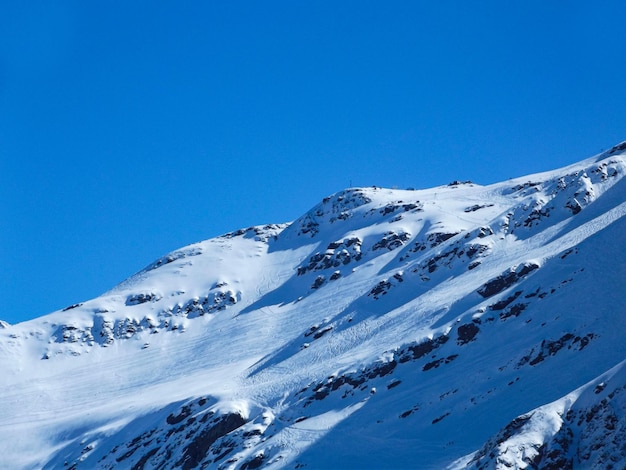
2, 143, 626, 469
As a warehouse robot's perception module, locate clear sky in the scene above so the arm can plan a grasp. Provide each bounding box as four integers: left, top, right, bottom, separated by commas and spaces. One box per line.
1, 1, 625, 325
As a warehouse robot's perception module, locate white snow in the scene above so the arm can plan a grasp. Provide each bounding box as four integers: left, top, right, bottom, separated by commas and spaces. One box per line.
2, 145, 626, 469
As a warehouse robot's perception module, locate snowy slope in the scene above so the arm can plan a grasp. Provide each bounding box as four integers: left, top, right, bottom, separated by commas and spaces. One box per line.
2, 142, 626, 469
452, 358, 626, 469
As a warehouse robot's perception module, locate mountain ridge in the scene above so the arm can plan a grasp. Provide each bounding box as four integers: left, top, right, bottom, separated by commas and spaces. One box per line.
2, 143, 626, 469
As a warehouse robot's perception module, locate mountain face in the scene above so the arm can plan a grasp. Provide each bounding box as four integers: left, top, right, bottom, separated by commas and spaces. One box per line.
2, 143, 626, 470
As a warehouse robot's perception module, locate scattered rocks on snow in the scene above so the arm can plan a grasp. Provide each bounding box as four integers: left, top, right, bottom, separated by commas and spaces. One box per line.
304, 324, 333, 340
432, 412, 451, 424
169, 290, 239, 318
499, 303, 528, 321
297, 237, 362, 275
411, 240, 488, 275
423, 355, 458, 371
240, 452, 265, 470
311, 275, 326, 290
478, 262, 539, 298
489, 291, 523, 311
517, 333, 596, 367
487, 290, 531, 321
373, 201, 423, 216
46, 289, 240, 355
372, 231, 411, 251
368, 272, 404, 299
387, 379, 402, 390
297, 217, 321, 237
428, 231, 460, 248
399, 405, 420, 418
467, 379, 626, 469
511, 181, 541, 193
62, 303, 83, 311
605, 141, 626, 156
73, 396, 258, 470
477, 226, 494, 238
369, 279, 392, 299
464, 203, 494, 213
591, 160, 621, 179
329, 270, 341, 281
296, 189, 373, 237
565, 198, 583, 214
300, 358, 398, 406
144, 246, 203, 271
126, 292, 162, 306
15, 150, 626, 469
397, 334, 450, 363
178, 412, 247, 470
54, 324, 90, 344
457, 322, 480, 345
221, 224, 286, 242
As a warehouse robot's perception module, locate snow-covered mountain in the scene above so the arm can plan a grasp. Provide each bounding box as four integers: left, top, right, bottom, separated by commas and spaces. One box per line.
2, 142, 626, 470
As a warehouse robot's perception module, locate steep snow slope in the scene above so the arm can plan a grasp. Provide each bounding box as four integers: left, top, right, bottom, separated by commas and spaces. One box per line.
452, 358, 626, 469
1, 142, 626, 469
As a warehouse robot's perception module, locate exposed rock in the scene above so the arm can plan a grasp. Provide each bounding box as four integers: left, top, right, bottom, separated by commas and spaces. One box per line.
312, 325, 333, 340
297, 237, 362, 275
126, 292, 162, 306
428, 231, 459, 248
297, 217, 320, 237
369, 279, 392, 299
368, 200, 423, 217
477, 226, 494, 238
606, 141, 626, 156
566, 198, 583, 214
300, 358, 398, 406
222, 224, 286, 242
432, 412, 451, 424
423, 355, 458, 371
478, 263, 539, 298
170, 290, 239, 318
464, 203, 494, 213
144, 246, 203, 271
387, 379, 402, 390
297, 189, 373, 236
467, 380, 626, 469
499, 303, 528, 320
62, 303, 83, 311
372, 231, 411, 251
512, 181, 541, 193
518, 333, 596, 367
178, 412, 247, 470
241, 453, 265, 470
398, 335, 449, 363
311, 275, 326, 290
457, 323, 480, 345
523, 205, 551, 227
489, 291, 522, 311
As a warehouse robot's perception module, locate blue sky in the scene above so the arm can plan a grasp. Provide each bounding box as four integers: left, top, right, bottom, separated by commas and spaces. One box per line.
1, 2, 625, 325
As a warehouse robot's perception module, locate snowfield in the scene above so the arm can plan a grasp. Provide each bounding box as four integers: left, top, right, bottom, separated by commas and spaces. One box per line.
2, 142, 626, 469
